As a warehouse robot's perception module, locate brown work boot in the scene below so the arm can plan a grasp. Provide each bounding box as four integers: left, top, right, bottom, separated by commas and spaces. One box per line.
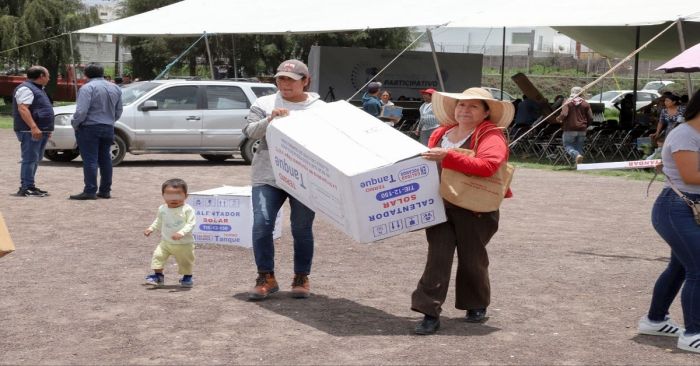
248, 272, 279, 300
291, 274, 310, 299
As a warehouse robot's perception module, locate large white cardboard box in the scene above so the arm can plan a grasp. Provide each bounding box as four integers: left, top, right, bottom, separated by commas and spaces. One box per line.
266, 101, 446, 243
187, 186, 281, 248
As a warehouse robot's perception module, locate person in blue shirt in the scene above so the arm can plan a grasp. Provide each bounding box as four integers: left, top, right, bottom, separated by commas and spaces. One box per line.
69, 64, 123, 200
362, 82, 383, 117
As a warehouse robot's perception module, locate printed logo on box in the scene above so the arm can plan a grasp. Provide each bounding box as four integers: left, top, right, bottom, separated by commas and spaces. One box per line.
375, 183, 420, 202
398, 164, 429, 182
372, 224, 388, 238
274, 156, 306, 189
368, 198, 436, 222
359, 174, 397, 193
388, 219, 404, 232
420, 211, 435, 224
199, 224, 232, 232
404, 215, 420, 228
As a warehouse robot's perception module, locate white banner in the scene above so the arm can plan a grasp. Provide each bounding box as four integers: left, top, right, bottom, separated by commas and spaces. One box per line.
576, 159, 661, 171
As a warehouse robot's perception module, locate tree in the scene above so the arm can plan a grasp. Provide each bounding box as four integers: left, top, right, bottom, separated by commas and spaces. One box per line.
0, 0, 99, 96
122, 0, 413, 80
123, 0, 194, 79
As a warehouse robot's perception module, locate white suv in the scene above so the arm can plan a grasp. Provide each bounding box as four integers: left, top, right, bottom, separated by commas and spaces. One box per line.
45, 79, 277, 165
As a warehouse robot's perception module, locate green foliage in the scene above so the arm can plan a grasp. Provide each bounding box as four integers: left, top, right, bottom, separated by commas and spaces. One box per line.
120, 1, 413, 80
122, 0, 183, 79
0, 0, 99, 96
0, 114, 11, 128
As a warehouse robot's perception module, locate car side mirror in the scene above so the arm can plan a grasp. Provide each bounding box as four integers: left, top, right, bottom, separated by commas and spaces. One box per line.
140, 100, 158, 111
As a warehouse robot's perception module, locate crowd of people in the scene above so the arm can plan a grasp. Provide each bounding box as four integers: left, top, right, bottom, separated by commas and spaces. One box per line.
10, 58, 700, 353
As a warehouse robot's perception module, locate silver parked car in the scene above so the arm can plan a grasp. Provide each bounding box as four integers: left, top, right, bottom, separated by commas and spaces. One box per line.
45, 80, 277, 165
587, 90, 660, 111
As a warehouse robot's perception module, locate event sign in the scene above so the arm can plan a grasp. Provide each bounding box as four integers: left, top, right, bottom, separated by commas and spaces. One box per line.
576, 159, 661, 171
266, 101, 446, 243
308, 46, 482, 100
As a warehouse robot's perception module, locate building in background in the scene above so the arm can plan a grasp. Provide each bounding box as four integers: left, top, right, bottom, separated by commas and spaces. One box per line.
416, 27, 589, 57
77, 0, 130, 76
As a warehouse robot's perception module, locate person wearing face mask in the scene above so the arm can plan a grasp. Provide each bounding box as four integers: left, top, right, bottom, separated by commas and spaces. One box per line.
243, 59, 326, 300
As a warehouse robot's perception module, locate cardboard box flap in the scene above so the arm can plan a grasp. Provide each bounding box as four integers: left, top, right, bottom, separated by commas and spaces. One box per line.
191, 185, 252, 196
272, 101, 427, 176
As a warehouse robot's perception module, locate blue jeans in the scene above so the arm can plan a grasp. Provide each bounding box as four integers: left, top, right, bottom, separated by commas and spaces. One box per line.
648, 188, 700, 334
75, 124, 114, 195
562, 131, 586, 159
251, 184, 315, 274
15, 131, 49, 189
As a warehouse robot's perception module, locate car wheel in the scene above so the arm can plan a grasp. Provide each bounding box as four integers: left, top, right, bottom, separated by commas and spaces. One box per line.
111, 134, 127, 166
200, 154, 232, 162
44, 149, 80, 162
241, 138, 260, 165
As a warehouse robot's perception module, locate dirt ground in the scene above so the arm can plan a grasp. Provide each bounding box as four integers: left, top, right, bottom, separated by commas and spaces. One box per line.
0, 129, 696, 365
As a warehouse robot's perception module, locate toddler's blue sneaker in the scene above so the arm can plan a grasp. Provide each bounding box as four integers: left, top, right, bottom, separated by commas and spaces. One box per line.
145, 274, 164, 287
179, 276, 194, 288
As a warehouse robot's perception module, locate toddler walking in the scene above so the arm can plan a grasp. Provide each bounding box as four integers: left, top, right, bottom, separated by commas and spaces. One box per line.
144, 178, 196, 287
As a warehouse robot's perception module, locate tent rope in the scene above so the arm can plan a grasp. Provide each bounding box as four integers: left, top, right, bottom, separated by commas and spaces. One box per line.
154, 33, 207, 80
0, 32, 71, 55
509, 19, 682, 148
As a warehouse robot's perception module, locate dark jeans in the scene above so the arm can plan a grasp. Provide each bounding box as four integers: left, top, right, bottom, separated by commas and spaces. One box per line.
412, 204, 499, 317
251, 184, 315, 274
648, 188, 700, 334
75, 124, 114, 195
16, 131, 49, 189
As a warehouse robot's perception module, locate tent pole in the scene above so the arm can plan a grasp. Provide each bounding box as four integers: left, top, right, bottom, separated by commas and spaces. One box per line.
68, 32, 78, 101
633, 26, 640, 125
500, 27, 506, 100
204, 32, 215, 79
114, 35, 120, 77
676, 20, 693, 95
231, 34, 238, 79
427, 29, 445, 92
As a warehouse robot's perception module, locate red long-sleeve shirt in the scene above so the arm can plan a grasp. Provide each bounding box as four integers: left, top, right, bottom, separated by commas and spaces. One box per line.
429, 121, 513, 198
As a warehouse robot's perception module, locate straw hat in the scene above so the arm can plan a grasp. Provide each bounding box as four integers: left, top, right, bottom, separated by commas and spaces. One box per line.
432, 87, 515, 128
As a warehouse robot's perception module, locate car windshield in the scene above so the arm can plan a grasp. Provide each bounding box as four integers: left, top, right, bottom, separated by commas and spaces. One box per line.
588, 91, 621, 102
121, 82, 160, 106
251, 86, 277, 98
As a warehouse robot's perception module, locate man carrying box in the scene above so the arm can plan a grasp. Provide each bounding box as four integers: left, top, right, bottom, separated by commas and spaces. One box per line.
242, 59, 326, 300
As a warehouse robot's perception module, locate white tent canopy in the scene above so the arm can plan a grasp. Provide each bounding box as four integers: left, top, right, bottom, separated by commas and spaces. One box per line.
76, 0, 452, 36
76, 0, 700, 59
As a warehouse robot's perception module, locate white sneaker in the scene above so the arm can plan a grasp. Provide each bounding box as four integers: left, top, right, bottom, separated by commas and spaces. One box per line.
638, 316, 683, 337
678, 332, 700, 353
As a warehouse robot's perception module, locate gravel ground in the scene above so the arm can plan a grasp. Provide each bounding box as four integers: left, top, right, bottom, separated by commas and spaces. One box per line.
0, 129, 696, 365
